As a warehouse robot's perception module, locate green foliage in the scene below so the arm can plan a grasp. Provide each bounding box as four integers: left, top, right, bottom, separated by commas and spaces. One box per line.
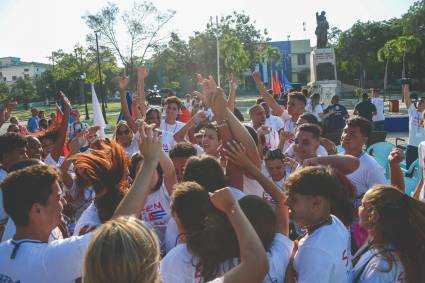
147, 11, 278, 93
0, 82, 9, 102
10, 78, 38, 108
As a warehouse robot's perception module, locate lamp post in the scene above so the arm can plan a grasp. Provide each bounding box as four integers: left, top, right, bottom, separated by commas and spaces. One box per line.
216, 15, 220, 87
94, 30, 107, 123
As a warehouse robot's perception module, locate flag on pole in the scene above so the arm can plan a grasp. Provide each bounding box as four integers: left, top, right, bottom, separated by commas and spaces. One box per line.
275, 71, 282, 94
91, 83, 106, 138
282, 73, 292, 92
55, 103, 63, 125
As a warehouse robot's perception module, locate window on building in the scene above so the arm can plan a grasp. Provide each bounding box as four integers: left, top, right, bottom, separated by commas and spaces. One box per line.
24, 74, 30, 79
3, 78, 6, 82
297, 54, 306, 65
35, 74, 39, 78
24, 68, 29, 72
12, 76, 17, 81
36, 68, 39, 71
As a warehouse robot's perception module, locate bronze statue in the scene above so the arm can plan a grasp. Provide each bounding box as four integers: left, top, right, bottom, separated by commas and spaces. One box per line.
315, 11, 329, 48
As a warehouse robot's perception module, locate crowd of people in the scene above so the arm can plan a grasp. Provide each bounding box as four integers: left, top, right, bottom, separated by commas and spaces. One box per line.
0, 67, 424, 283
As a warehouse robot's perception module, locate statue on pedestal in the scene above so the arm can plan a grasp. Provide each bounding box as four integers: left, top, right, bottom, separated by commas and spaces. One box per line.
315, 11, 329, 48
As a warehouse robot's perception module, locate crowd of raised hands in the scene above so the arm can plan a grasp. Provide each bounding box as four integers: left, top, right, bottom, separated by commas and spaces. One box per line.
0, 66, 424, 283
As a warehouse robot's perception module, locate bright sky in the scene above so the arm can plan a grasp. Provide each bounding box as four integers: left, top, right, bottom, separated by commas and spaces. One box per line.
0, 0, 416, 64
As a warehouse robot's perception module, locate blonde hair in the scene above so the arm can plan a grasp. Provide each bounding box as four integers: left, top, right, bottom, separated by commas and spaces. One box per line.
364, 185, 425, 282
83, 216, 161, 283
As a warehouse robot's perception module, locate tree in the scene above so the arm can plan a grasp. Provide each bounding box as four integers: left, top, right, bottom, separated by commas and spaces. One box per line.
394, 35, 422, 77
83, 1, 175, 83
10, 78, 38, 109
0, 82, 9, 102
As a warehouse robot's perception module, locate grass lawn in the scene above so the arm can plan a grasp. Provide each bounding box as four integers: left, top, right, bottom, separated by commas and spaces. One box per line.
11, 95, 258, 132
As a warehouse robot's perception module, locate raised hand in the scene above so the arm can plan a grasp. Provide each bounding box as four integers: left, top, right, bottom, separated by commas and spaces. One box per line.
209, 187, 237, 214
252, 70, 261, 84
224, 141, 252, 170
257, 125, 271, 137
230, 73, 239, 90
137, 66, 149, 80
138, 124, 162, 163
388, 148, 405, 165
60, 91, 71, 110
118, 76, 130, 92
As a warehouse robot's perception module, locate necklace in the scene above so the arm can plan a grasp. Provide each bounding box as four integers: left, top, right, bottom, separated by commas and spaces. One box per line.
165, 122, 178, 133
305, 216, 332, 234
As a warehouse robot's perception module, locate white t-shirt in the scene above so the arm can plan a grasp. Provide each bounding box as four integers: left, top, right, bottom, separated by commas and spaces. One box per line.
306, 103, 324, 122
141, 183, 171, 246
266, 115, 284, 132
285, 144, 328, 160
161, 233, 292, 283
294, 215, 352, 283
0, 169, 8, 231
352, 246, 405, 283
2, 218, 63, 243
162, 131, 176, 154
371, 97, 384, 122
73, 202, 101, 236
124, 132, 140, 158
408, 104, 425, 147
243, 175, 270, 203
160, 119, 185, 135
418, 141, 425, 201
0, 234, 91, 283
280, 110, 297, 152
246, 121, 280, 151
44, 154, 66, 168
164, 187, 245, 253
346, 152, 387, 208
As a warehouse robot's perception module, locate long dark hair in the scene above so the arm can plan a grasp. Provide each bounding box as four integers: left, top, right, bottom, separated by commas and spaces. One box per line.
364, 185, 425, 283
183, 155, 227, 192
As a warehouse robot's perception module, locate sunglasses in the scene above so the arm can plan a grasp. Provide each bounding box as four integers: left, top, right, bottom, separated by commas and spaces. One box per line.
117, 129, 130, 136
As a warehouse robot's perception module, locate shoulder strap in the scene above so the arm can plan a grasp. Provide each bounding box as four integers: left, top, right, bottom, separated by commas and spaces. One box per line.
353, 247, 396, 283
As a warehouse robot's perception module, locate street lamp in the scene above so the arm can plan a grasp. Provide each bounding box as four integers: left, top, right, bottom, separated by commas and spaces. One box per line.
94, 30, 108, 123
81, 73, 89, 120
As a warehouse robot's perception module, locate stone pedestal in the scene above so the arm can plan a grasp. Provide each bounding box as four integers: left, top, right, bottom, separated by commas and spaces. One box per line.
309, 47, 340, 106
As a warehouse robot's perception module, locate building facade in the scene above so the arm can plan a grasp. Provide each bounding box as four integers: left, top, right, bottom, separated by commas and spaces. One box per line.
258, 39, 311, 87
0, 57, 49, 84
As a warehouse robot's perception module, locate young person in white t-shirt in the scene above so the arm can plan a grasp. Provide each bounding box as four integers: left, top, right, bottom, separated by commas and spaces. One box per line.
71, 140, 131, 236
248, 104, 279, 151
371, 89, 385, 131
403, 79, 425, 169
305, 93, 325, 122
39, 92, 70, 167
284, 166, 353, 283
252, 71, 307, 152
341, 117, 387, 208
0, 123, 166, 283
0, 133, 29, 238
353, 185, 425, 283
160, 96, 186, 134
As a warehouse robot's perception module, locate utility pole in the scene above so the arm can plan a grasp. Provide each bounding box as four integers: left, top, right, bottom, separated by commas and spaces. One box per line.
216, 15, 220, 87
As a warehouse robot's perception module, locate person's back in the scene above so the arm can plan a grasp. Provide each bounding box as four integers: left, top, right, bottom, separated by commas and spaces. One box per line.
355, 95, 376, 122
294, 215, 351, 283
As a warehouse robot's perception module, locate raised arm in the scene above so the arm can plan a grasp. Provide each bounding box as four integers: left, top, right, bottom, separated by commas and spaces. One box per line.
225, 142, 289, 236
118, 77, 138, 133
303, 155, 360, 175
159, 149, 178, 195
252, 71, 284, 116
388, 148, 405, 192
51, 92, 70, 162
210, 188, 269, 283
60, 132, 86, 190
137, 66, 149, 117
402, 79, 411, 108
226, 74, 238, 112
173, 111, 207, 143
114, 125, 162, 217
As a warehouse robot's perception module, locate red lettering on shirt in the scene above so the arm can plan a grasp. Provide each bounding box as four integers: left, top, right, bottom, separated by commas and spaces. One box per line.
342, 249, 349, 267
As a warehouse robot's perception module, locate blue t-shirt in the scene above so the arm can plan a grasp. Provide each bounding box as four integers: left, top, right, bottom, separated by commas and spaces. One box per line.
324, 103, 348, 129
27, 115, 40, 132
